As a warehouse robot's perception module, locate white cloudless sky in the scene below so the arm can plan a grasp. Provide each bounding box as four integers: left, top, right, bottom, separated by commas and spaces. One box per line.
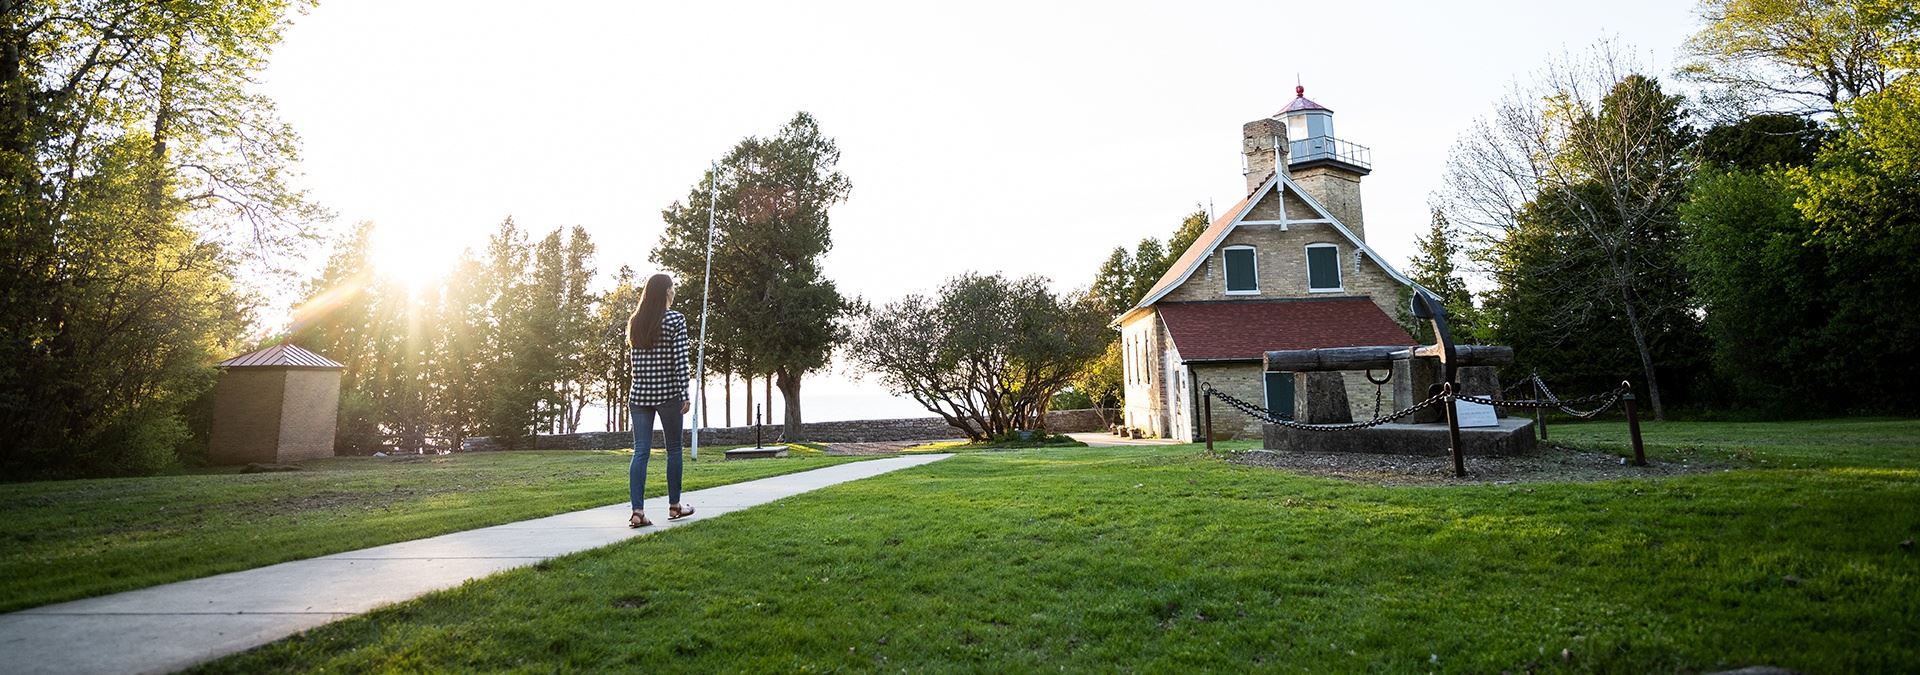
256, 0, 1703, 426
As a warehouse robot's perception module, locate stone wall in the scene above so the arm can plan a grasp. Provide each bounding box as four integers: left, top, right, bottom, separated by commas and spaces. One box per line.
1186, 363, 1404, 439
1290, 165, 1366, 240
277, 369, 341, 462
1190, 362, 1267, 439
208, 369, 287, 465
461, 409, 1119, 452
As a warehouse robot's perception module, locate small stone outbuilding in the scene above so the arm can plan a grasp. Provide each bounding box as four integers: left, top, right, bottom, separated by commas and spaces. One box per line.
208, 344, 344, 465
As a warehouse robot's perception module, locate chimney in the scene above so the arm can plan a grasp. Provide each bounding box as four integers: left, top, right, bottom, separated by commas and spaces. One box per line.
1241, 117, 1286, 195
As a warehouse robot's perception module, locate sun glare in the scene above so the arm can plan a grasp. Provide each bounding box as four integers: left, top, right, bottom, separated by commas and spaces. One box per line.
368, 227, 456, 293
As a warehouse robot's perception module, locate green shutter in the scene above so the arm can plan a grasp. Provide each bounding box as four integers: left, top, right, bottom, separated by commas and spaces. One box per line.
1264, 371, 1294, 417
1307, 246, 1341, 290
1224, 248, 1256, 291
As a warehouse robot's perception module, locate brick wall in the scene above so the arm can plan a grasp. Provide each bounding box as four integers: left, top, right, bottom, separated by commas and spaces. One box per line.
1290, 166, 1366, 240
208, 369, 286, 465
276, 370, 341, 462
1190, 362, 1267, 439
1159, 222, 1402, 321
462, 409, 1119, 452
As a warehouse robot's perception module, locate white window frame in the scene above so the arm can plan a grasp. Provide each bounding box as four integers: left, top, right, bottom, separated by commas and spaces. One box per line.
1305, 243, 1343, 293
1221, 245, 1260, 295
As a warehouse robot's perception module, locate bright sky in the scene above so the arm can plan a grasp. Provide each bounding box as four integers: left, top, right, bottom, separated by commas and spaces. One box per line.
256, 0, 1703, 425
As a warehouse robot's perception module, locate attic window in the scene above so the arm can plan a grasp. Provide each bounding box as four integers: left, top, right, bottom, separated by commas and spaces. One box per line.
1306, 244, 1342, 292
1223, 246, 1258, 294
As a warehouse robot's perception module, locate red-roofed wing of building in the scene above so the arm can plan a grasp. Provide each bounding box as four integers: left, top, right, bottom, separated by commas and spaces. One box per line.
1157, 298, 1413, 362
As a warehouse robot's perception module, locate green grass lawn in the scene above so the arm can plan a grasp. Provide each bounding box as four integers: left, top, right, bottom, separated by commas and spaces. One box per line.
1547, 417, 1920, 468
199, 420, 1920, 673
0, 448, 871, 612
904, 433, 1088, 453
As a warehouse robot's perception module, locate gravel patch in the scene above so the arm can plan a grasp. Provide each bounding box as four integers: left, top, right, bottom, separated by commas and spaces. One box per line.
1223, 444, 1736, 486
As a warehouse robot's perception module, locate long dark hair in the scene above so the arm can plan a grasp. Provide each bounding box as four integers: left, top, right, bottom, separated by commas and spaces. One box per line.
627, 273, 674, 349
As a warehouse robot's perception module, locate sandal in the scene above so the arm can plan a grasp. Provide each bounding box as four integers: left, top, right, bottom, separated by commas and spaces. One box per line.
669, 503, 695, 520
628, 510, 652, 528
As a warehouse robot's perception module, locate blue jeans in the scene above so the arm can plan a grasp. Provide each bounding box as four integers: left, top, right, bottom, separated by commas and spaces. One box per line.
629, 399, 684, 511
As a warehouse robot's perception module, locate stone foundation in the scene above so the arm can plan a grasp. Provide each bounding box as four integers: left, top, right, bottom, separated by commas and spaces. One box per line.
1263, 417, 1537, 456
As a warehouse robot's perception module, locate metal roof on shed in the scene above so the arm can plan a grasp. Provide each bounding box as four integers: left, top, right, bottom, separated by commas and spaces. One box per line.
217, 343, 345, 369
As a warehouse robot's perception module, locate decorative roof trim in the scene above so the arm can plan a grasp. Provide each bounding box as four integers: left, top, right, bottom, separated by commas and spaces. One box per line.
1117, 172, 1422, 328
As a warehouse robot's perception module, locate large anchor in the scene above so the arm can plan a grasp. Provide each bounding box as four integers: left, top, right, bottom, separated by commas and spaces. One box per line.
1410, 289, 1469, 477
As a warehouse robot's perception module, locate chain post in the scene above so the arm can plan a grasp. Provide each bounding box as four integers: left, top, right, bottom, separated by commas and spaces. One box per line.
1533, 373, 1547, 441
1203, 388, 1214, 453
1621, 380, 1646, 466
1443, 381, 1466, 478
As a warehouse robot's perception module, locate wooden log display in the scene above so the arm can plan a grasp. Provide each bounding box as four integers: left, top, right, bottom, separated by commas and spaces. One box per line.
1409, 344, 1516, 366
1264, 344, 1517, 372
1262, 346, 1405, 372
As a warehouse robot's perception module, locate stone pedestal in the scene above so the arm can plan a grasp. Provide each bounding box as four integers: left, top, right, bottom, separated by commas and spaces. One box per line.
1293, 371, 1352, 423
1392, 357, 1446, 424
1457, 365, 1506, 419
1263, 417, 1538, 456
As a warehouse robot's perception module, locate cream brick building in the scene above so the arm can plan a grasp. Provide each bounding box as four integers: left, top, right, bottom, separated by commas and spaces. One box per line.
1114, 87, 1419, 440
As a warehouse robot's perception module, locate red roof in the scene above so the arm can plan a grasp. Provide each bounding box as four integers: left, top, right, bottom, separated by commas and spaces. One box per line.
1277, 85, 1332, 116
217, 343, 345, 369
1158, 298, 1413, 361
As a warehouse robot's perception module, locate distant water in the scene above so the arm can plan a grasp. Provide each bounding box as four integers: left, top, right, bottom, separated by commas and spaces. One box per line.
575, 378, 932, 433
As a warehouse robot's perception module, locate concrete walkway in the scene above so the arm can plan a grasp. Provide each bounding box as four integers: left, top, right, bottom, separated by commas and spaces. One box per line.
0, 454, 951, 675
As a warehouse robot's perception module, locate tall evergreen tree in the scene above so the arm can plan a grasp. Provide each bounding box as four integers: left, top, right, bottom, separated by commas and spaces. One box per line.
654, 112, 852, 438
1406, 210, 1480, 343
432, 254, 492, 450
478, 218, 543, 447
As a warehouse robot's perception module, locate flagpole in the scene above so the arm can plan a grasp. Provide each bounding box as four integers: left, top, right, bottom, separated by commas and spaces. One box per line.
690, 161, 719, 460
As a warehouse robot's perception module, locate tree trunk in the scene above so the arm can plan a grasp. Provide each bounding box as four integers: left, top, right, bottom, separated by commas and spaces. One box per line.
776, 368, 803, 439
698, 369, 708, 429
1619, 291, 1666, 420
744, 373, 754, 429
766, 376, 775, 428
723, 373, 732, 427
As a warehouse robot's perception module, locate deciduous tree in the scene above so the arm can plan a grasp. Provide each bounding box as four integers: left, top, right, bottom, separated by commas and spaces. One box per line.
1681, 0, 1917, 117
1441, 45, 1704, 418
848, 273, 1108, 440
653, 112, 853, 438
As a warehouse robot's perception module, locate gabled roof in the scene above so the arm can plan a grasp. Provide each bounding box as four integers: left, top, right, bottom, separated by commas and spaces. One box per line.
1159, 298, 1413, 362
1113, 170, 1423, 327
218, 343, 345, 369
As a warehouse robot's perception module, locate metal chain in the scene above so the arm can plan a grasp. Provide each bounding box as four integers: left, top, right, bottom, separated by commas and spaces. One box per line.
1204, 384, 1448, 432
1456, 375, 1629, 419
1205, 372, 1629, 433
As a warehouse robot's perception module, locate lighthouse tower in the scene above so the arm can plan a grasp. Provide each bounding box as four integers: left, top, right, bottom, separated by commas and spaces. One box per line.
1277, 84, 1371, 239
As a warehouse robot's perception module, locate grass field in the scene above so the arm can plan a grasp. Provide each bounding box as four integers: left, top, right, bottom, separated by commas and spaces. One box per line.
0, 448, 869, 612
1546, 417, 1920, 467
195, 419, 1920, 673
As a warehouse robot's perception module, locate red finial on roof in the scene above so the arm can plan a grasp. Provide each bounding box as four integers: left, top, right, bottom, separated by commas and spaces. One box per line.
1296, 84, 1305, 97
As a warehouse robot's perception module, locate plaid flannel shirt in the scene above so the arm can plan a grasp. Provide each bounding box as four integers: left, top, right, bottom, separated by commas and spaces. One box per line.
629, 310, 691, 406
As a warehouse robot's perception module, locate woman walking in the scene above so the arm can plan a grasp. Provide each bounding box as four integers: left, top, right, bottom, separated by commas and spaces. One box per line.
627, 273, 694, 528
